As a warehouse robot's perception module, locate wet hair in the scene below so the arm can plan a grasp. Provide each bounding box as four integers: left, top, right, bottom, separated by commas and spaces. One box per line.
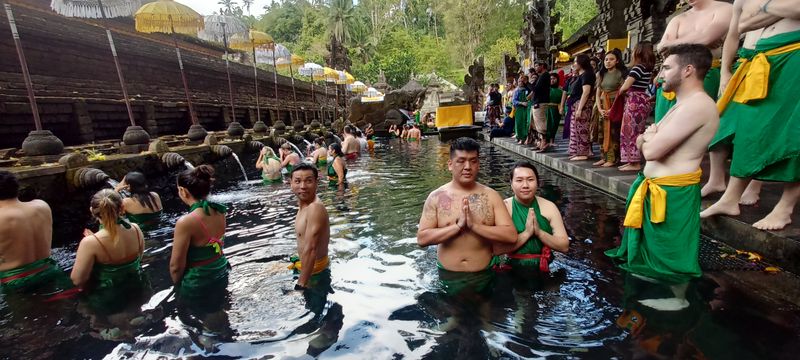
0, 170, 19, 200
664, 43, 712, 80
280, 142, 293, 150
314, 137, 325, 146
509, 161, 540, 183
449, 137, 480, 158
633, 41, 656, 70
177, 164, 215, 200
356, 130, 363, 137
124, 172, 157, 211
263, 146, 277, 157
290, 162, 318, 179
344, 125, 354, 134
329, 142, 344, 157
575, 54, 593, 73
90, 189, 123, 243
599, 48, 627, 79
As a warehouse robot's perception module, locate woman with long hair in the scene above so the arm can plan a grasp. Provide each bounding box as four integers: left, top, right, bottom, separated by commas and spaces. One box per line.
567, 54, 597, 161
115, 172, 162, 228
327, 143, 348, 187
307, 137, 328, 167
71, 189, 146, 312
256, 146, 283, 184
170, 165, 229, 301
618, 42, 656, 172
592, 49, 627, 167
513, 74, 531, 144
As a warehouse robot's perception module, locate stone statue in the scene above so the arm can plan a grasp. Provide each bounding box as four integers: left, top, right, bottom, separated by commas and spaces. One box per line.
463, 56, 486, 112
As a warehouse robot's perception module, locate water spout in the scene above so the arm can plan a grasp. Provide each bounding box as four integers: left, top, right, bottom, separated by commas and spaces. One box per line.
210, 145, 233, 158
106, 179, 119, 189
184, 161, 195, 170
71, 167, 111, 189
230, 153, 249, 182
161, 152, 188, 170
288, 142, 304, 157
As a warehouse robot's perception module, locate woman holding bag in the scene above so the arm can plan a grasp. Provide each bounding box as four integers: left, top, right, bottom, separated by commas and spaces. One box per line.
592, 49, 627, 167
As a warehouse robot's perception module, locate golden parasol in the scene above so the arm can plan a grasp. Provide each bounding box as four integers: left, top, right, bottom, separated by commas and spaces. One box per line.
230, 29, 274, 123
299, 62, 324, 116
134, 0, 204, 130
200, 14, 248, 128
348, 81, 367, 94
271, 47, 302, 115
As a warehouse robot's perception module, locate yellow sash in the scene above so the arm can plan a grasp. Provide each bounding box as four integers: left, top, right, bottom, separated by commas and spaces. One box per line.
287, 255, 330, 275
623, 169, 702, 229
717, 42, 800, 113
662, 59, 722, 101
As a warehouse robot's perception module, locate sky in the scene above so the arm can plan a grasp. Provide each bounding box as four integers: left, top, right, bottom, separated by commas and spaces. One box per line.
181, 0, 273, 16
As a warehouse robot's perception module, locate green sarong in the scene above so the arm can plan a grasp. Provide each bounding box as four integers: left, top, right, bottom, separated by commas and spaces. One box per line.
709, 48, 756, 150
729, 30, 800, 182
262, 176, 282, 185
436, 259, 498, 296
0, 257, 68, 292
125, 211, 161, 230
654, 67, 721, 123
178, 245, 229, 300
508, 197, 553, 270
545, 88, 563, 141
605, 173, 702, 284
85, 258, 148, 314
513, 88, 530, 141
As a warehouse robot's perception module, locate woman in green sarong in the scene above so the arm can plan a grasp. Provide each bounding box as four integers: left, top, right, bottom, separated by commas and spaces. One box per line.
115, 172, 162, 230
256, 146, 283, 184
306, 137, 328, 167
71, 189, 148, 315
513, 74, 531, 144
493, 162, 569, 273
540, 75, 563, 151
327, 143, 348, 187
171, 165, 229, 303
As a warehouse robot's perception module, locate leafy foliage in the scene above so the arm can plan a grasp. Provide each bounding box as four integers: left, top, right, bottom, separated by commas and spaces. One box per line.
552, 0, 598, 39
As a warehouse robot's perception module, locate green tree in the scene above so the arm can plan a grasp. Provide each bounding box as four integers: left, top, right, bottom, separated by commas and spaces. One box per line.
552, 0, 598, 39
484, 36, 520, 83
218, 0, 237, 14
242, 0, 254, 14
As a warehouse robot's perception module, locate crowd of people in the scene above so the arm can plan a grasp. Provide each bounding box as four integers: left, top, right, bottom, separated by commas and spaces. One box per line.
488, 0, 799, 233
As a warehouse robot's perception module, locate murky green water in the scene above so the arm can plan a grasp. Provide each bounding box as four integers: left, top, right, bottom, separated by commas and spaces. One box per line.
2, 138, 799, 359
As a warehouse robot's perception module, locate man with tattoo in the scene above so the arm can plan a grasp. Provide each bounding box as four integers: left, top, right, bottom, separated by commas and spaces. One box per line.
417, 138, 516, 295
0, 171, 67, 291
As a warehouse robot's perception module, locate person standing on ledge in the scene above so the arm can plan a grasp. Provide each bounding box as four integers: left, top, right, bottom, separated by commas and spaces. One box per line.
288, 163, 331, 290
0, 171, 67, 292
606, 44, 719, 284
654, 0, 732, 123
417, 138, 516, 295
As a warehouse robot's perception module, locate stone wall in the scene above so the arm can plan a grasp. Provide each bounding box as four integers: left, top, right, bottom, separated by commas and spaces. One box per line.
0, 0, 337, 149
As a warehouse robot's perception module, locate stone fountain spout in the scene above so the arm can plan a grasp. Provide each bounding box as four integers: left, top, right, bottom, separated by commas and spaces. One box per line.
210, 144, 233, 158
71, 167, 110, 189
161, 152, 187, 170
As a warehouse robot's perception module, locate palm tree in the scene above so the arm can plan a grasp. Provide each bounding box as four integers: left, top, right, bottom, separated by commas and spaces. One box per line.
218, 0, 237, 14
328, 0, 355, 69
347, 21, 376, 63
242, 0, 254, 15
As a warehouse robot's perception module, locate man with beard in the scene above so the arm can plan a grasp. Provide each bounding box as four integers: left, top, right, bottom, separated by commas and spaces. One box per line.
606, 44, 719, 284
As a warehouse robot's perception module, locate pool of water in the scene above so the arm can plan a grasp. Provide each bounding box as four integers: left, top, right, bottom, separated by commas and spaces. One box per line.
2, 138, 799, 359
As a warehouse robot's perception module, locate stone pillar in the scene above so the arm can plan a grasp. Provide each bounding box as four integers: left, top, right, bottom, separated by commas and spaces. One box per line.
73, 100, 94, 144
143, 103, 158, 137
248, 108, 257, 125
222, 106, 232, 126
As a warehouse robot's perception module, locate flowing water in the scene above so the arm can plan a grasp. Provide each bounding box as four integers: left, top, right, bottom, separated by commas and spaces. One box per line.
230, 153, 249, 182
2, 139, 799, 359
184, 160, 195, 170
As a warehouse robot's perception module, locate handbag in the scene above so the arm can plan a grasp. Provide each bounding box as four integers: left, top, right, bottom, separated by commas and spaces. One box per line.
608, 91, 626, 123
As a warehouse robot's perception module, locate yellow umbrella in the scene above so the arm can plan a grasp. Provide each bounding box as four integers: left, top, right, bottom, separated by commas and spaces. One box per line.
134, 0, 204, 129
229, 29, 275, 122
336, 71, 355, 85
323, 67, 339, 82
276, 54, 304, 69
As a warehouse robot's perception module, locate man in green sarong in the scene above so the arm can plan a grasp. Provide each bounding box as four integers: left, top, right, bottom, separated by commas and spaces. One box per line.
654, 0, 732, 123
0, 171, 67, 292
701, 0, 800, 231
606, 44, 719, 284
493, 162, 569, 273
417, 138, 516, 296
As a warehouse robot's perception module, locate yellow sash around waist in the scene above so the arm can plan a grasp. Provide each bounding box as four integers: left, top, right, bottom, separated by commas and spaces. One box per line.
623, 169, 702, 229
287, 255, 330, 275
717, 42, 800, 113
662, 59, 722, 101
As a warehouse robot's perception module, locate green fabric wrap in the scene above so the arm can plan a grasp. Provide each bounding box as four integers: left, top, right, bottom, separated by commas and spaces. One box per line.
513, 88, 530, 141
178, 245, 229, 299
262, 176, 283, 185
86, 258, 147, 314
509, 197, 553, 269
189, 200, 227, 216
0, 258, 68, 292
317, 159, 327, 167
125, 211, 161, 229
709, 48, 755, 150
605, 173, 702, 284
436, 266, 495, 296
546, 88, 563, 140
654, 67, 721, 123
729, 30, 800, 182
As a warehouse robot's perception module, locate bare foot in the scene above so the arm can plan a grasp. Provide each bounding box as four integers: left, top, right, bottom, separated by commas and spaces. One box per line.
620, 164, 640, 172
739, 181, 763, 206
701, 182, 726, 198
571, 156, 588, 161
700, 200, 741, 218
753, 208, 793, 231
601, 161, 617, 167
593, 159, 606, 166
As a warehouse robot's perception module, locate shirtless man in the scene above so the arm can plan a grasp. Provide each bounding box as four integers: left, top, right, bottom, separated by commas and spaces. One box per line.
407, 124, 422, 142
417, 138, 516, 293
655, 0, 732, 122
606, 44, 719, 284
341, 125, 360, 160
701, 0, 800, 230
0, 171, 65, 291
289, 163, 331, 290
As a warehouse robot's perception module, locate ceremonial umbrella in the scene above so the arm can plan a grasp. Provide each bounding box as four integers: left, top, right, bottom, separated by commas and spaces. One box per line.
336, 71, 354, 121
256, 42, 290, 101
299, 62, 324, 119
275, 53, 303, 104
200, 14, 247, 126
134, 0, 205, 139
3, 3, 64, 155
230, 29, 274, 123
323, 67, 339, 120
52, 0, 149, 146
348, 81, 367, 94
